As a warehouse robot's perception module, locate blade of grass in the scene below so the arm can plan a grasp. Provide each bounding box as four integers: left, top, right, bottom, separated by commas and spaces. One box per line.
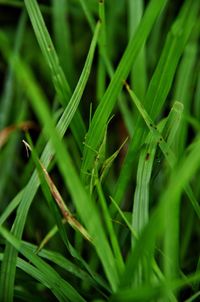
24, 138, 91, 242
114, 0, 200, 204
79, 0, 134, 136
127, 95, 182, 285
118, 131, 200, 289
96, 0, 106, 102
18, 53, 119, 291
173, 40, 198, 155
110, 196, 167, 286
24, 241, 109, 290
131, 119, 161, 286
0, 27, 119, 297
52, 0, 75, 86
194, 63, 200, 119
24, 241, 111, 295
126, 83, 200, 285
34, 217, 110, 294
81, 0, 168, 182
125, 83, 200, 219
0, 227, 87, 302
24, 0, 86, 149
23, 137, 99, 287
128, 0, 147, 100
0, 21, 101, 302
78, 0, 96, 31
110, 196, 138, 240
95, 177, 124, 275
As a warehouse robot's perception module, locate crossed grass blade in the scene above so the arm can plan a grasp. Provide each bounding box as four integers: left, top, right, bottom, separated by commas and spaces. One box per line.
0, 21, 101, 301
0, 24, 119, 299
24, 0, 86, 149
81, 0, 168, 182
114, 0, 200, 204
116, 132, 200, 292
0, 227, 86, 302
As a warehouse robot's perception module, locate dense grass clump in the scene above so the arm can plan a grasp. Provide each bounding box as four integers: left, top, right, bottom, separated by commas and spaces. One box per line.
0, 0, 199, 301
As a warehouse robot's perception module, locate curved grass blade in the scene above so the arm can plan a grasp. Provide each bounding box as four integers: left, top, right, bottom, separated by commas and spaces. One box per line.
126, 84, 200, 218
0, 22, 101, 302
0, 226, 86, 302
124, 83, 200, 292
19, 58, 118, 289
80, 0, 134, 136
24, 138, 91, 242
118, 132, 200, 289
23, 241, 111, 294
0, 25, 119, 297
24, 0, 86, 149
95, 177, 124, 275
173, 40, 198, 155
114, 0, 200, 204
81, 0, 168, 182
23, 241, 111, 293
131, 102, 184, 285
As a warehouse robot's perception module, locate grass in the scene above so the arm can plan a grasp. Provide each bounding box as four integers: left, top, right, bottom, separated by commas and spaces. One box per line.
0, 0, 199, 301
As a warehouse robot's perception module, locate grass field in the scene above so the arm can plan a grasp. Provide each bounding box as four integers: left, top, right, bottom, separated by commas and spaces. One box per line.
0, 0, 199, 301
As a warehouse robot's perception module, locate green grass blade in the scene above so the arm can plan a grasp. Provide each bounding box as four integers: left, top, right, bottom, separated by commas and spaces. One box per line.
22, 241, 110, 292
80, 0, 135, 136
114, 0, 200, 204
173, 40, 198, 155
118, 133, 200, 289
0, 31, 119, 294
0, 191, 23, 225
21, 59, 118, 290
126, 84, 200, 218
25, 135, 91, 242
128, 0, 147, 100
95, 178, 124, 274
0, 22, 101, 302
115, 83, 199, 291
0, 226, 87, 302
110, 196, 138, 240
132, 129, 160, 236
52, 0, 75, 86
24, 0, 86, 149
130, 124, 162, 287
81, 0, 168, 182
194, 64, 200, 119
78, 0, 96, 31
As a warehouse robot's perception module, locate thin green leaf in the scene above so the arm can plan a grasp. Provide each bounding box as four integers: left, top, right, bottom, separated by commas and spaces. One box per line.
0, 21, 101, 302
118, 132, 200, 288
24, 0, 86, 149
114, 0, 199, 204
128, 0, 147, 100
0, 226, 87, 302
81, 0, 168, 182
